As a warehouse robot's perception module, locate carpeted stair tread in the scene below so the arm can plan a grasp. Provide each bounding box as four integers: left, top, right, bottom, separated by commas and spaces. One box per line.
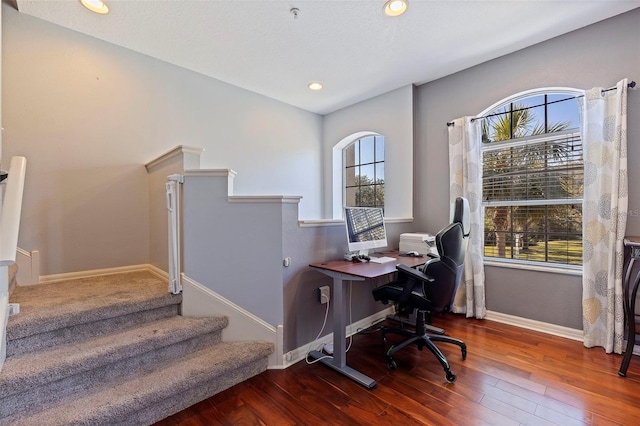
6, 304, 181, 358
7, 270, 180, 340
1, 270, 273, 424
0, 315, 228, 399
10, 340, 274, 426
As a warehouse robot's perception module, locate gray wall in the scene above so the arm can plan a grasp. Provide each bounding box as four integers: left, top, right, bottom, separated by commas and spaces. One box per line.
0, 2, 417, 352
2, 0, 639, 347
1, 3, 322, 275
322, 85, 415, 220
182, 172, 286, 326
415, 9, 640, 329
282, 219, 415, 352
180, 170, 415, 352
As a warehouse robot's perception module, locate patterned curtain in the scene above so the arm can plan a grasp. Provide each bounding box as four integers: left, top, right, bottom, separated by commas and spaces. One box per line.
448, 117, 486, 319
581, 79, 629, 353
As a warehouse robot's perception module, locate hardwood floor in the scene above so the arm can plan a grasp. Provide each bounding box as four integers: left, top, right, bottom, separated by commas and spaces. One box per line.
155, 315, 640, 425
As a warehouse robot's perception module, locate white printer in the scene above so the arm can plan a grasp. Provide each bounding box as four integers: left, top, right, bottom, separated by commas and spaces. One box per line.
399, 233, 437, 255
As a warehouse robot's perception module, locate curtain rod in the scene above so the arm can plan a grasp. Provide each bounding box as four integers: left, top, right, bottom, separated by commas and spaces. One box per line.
446, 80, 636, 127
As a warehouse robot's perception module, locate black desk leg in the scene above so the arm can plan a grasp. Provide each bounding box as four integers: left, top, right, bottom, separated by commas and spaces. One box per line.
620, 259, 640, 377
307, 276, 377, 389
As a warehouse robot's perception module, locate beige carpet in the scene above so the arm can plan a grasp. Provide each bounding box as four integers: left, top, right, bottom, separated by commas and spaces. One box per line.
1, 270, 273, 425
8, 270, 177, 339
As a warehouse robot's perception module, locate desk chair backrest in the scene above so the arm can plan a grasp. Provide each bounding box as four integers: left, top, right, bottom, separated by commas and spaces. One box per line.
422, 221, 465, 312
451, 196, 470, 292
452, 196, 470, 244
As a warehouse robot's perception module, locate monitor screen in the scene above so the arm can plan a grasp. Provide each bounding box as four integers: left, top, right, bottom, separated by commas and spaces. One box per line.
344, 207, 388, 255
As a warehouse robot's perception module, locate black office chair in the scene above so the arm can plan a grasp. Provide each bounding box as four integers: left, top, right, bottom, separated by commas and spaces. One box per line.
372, 215, 468, 382
451, 196, 470, 292
427, 196, 470, 260
408, 196, 470, 337
453, 196, 470, 251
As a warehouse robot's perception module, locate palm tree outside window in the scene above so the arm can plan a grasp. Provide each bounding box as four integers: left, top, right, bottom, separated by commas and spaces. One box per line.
481, 93, 583, 267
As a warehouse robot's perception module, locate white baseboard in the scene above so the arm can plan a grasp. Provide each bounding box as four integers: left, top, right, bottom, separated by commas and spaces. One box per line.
16, 248, 40, 286
485, 310, 583, 342
181, 274, 283, 369
484, 311, 640, 356
145, 264, 169, 280
281, 306, 395, 369
285, 310, 583, 369
284, 310, 585, 370
39, 264, 163, 283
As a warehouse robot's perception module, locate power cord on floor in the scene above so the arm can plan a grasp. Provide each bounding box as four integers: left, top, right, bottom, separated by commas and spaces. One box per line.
305, 293, 332, 364
306, 280, 361, 363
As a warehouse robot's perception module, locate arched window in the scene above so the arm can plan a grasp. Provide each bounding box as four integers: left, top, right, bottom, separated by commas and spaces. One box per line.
332, 132, 385, 219
480, 90, 582, 267
344, 135, 384, 209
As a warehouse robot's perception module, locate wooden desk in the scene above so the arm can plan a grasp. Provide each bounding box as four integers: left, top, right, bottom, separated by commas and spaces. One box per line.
308, 251, 427, 388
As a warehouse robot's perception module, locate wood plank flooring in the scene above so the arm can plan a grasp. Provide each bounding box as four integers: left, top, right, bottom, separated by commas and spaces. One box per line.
155, 315, 640, 425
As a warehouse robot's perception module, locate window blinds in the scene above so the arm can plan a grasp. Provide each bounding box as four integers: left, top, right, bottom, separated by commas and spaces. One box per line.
482, 129, 583, 206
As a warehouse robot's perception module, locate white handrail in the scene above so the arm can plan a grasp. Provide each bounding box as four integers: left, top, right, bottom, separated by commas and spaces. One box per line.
1, 156, 27, 373
166, 174, 183, 294
0, 156, 27, 266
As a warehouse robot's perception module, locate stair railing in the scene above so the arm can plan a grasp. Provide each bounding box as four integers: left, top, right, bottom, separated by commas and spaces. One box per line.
0, 156, 27, 373
166, 174, 183, 294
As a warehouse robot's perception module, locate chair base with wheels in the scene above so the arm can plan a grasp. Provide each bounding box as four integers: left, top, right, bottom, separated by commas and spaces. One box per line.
381, 308, 466, 383
372, 226, 468, 382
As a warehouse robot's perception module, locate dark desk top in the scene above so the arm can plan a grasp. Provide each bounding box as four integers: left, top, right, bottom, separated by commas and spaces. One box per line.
625, 237, 640, 246
309, 250, 427, 279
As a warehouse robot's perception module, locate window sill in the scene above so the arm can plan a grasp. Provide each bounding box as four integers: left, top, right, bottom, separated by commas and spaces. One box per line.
298, 217, 413, 228
483, 258, 582, 276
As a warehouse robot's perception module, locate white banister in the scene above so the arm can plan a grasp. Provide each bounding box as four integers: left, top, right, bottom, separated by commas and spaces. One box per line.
1, 156, 27, 373
1, 156, 27, 265
166, 174, 183, 294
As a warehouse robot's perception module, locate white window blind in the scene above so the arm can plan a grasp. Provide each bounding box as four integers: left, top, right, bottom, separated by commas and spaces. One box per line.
482, 129, 583, 266
483, 129, 583, 205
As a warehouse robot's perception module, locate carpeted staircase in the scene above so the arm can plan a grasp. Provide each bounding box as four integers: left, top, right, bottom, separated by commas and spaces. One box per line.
0, 270, 274, 425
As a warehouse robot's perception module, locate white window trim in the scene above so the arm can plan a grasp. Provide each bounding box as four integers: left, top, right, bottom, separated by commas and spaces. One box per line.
331, 131, 382, 219
482, 128, 581, 152
298, 216, 413, 228
484, 259, 582, 276
479, 87, 583, 272
477, 87, 583, 117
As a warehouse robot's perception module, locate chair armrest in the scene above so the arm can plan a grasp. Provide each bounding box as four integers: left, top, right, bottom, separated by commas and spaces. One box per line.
397, 263, 434, 282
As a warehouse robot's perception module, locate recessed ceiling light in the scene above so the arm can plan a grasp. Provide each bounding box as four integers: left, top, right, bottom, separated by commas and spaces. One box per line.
384, 0, 408, 17
80, 0, 109, 14
308, 82, 323, 91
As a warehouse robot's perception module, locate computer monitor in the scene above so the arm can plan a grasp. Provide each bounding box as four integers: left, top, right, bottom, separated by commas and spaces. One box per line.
344, 206, 388, 256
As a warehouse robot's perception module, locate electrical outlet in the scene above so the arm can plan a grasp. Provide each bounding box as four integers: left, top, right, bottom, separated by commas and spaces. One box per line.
318, 285, 330, 304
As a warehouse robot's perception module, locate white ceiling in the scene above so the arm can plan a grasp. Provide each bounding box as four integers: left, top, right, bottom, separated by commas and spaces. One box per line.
14, 0, 640, 115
